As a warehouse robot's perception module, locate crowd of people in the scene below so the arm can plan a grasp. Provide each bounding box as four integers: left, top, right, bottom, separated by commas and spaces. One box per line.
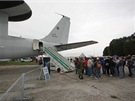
74, 56, 135, 80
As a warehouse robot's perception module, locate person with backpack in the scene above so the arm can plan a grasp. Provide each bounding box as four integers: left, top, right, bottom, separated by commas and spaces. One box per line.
96, 58, 102, 78
94, 58, 101, 79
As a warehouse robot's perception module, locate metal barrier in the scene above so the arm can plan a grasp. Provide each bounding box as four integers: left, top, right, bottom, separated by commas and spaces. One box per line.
0, 67, 41, 101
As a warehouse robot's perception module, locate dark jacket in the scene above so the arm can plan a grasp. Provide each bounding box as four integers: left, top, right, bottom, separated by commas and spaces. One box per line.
127, 60, 134, 68
77, 59, 84, 70
118, 60, 124, 67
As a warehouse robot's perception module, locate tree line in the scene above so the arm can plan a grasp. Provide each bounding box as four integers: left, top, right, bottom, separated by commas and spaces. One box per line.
103, 33, 135, 56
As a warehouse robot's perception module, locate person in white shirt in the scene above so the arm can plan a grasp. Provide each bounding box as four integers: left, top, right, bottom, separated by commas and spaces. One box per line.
87, 58, 94, 77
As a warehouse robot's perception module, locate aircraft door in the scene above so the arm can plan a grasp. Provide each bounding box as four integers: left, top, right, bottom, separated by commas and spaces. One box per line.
39, 42, 43, 51
33, 39, 43, 51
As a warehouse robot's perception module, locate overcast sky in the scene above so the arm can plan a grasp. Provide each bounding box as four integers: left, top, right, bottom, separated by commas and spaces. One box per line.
9, 0, 135, 57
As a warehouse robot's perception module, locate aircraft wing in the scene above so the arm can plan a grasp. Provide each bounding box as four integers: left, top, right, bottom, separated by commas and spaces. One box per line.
55, 40, 98, 51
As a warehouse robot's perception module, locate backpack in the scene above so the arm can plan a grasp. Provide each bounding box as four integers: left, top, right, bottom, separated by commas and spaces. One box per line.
97, 63, 101, 68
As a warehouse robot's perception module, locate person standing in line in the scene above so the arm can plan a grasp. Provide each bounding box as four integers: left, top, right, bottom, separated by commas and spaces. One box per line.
105, 57, 110, 76
87, 57, 94, 77
122, 57, 126, 76
96, 58, 102, 78
118, 57, 124, 78
93, 58, 98, 79
127, 56, 133, 77
84, 57, 88, 75
109, 57, 116, 76
77, 57, 84, 79
131, 58, 135, 77
114, 57, 119, 77
74, 57, 79, 74
100, 57, 106, 75
127, 57, 135, 78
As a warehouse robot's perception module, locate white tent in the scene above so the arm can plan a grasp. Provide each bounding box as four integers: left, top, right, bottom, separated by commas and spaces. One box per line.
79, 53, 86, 58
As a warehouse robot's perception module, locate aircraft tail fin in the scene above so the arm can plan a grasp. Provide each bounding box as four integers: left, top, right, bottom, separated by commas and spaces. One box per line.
41, 16, 70, 44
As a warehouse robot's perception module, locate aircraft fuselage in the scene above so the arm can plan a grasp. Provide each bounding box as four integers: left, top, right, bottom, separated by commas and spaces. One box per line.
0, 35, 43, 59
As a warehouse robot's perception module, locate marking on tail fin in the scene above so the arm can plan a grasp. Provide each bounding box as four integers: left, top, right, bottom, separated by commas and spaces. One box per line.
56, 27, 59, 30
52, 33, 57, 37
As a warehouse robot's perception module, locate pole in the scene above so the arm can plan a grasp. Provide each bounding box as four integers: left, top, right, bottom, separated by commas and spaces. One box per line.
21, 73, 25, 101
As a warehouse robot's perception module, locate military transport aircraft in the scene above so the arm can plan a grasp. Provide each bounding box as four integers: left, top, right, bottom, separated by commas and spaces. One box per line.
0, 0, 98, 59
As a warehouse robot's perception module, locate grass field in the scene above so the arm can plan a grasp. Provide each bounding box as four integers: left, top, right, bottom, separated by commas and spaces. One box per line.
0, 61, 39, 66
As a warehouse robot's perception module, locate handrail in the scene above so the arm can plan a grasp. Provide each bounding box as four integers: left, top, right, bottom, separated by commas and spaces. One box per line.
44, 47, 70, 70
48, 48, 72, 67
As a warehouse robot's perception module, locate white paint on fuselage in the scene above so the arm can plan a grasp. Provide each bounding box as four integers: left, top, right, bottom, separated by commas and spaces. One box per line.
0, 35, 58, 59
0, 36, 40, 59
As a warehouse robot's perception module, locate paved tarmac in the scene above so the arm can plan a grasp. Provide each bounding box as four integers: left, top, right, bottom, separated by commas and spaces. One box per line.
0, 65, 135, 101
31, 70, 135, 101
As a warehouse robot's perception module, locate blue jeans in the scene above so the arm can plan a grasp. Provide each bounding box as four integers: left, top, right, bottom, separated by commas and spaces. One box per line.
87, 67, 93, 76
131, 67, 135, 77
96, 68, 101, 78
119, 66, 124, 78
93, 68, 100, 78
93, 68, 97, 77
114, 66, 118, 76
84, 67, 88, 75
102, 65, 106, 74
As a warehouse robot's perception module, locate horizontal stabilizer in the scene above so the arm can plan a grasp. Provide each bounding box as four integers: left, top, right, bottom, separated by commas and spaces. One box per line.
55, 40, 98, 51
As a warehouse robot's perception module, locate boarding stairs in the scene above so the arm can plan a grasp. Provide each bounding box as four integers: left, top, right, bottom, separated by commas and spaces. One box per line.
44, 47, 75, 72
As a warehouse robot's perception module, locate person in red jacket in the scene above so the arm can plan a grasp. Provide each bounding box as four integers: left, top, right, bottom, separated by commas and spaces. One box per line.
84, 57, 88, 75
